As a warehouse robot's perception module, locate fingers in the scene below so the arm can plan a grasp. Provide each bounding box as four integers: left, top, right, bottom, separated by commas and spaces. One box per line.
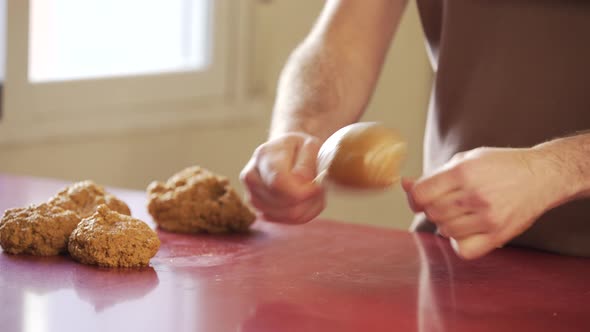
437, 213, 486, 240
257, 152, 315, 202
256, 191, 326, 224
451, 214, 534, 260
409, 169, 462, 210
422, 190, 472, 223
256, 138, 320, 201
240, 133, 326, 224
404, 148, 546, 260
298, 194, 326, 223
243, 158, 320, 209
403, 175, 500, 260
292, 136, 321, 181
403, 177, 470, 220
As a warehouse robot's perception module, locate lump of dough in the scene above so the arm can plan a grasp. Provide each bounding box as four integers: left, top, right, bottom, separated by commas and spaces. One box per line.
147, 166, 255, 234
49, 180, 131, 218
68, 205, 160, 268
0, 203, 81, 255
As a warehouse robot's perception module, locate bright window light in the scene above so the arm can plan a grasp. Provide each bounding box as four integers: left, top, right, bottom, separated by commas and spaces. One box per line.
29, 0, 212, 82
0, 0, 5, 82
23, 292, 48, 332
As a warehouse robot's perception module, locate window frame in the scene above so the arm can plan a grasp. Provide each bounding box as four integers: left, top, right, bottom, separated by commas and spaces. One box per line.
0, 0, 261, 144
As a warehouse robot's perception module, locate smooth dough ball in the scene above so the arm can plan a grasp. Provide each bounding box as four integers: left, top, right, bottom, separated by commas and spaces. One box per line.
0, 203, 81, 256
49, 180, 131, 218
68, 205, 160, 268
147, 166, 255, 234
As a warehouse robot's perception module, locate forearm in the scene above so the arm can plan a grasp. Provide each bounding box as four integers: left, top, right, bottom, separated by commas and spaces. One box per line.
532, 132, 590, 205
269, 0, 407, 142
269, 40, 349, 141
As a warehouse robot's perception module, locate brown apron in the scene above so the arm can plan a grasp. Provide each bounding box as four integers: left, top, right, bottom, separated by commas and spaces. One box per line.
413, 0, 590, 256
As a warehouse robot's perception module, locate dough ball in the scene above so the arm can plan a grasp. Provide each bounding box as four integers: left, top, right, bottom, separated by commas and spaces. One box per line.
49, 180, 131, 218
0, 203, 81, 256
147, 166, 255, 234
68, 205, 160, 268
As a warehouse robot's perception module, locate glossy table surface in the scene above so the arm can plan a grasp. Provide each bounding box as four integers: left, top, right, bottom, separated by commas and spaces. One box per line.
1, 174, 590, 332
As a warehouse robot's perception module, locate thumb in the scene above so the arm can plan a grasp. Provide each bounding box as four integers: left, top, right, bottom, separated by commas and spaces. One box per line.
292, 137, 321, 182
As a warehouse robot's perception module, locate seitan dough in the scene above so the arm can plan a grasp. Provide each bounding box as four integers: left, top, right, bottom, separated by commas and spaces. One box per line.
49, 180, 131, 218
0, 203, 80, 255
68, 205, 160, 267
147, 166, 255, 234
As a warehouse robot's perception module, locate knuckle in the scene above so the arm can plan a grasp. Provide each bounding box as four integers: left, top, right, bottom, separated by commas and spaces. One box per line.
479, 199, 492, 210
465, 188, 487, 206
461, 194, 479, 209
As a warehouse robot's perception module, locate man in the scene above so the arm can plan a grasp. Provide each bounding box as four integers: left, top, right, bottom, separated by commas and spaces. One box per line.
240, 1, 590, 259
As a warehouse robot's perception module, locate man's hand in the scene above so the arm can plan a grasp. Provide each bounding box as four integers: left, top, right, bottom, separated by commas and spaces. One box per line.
402, 147, 571, 260
240, 0, 409, 224
240, 133, 326, 224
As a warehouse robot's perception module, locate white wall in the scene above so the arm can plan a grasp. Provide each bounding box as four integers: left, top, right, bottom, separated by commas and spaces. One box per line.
0, 1, 432, 229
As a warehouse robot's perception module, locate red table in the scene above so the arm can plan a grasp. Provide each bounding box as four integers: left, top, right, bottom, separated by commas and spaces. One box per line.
1, 174, 589, 332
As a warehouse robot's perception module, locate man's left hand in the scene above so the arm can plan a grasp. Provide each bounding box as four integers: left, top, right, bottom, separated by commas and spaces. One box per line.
402, 147, 570, 259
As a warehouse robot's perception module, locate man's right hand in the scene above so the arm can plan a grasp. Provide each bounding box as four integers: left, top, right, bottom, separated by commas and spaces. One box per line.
240, 133, 326, 224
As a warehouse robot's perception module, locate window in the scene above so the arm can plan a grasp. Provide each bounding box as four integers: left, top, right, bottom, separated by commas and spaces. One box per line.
29, 0, 212, 82
0, 0, 5, 83
0, 0, 257, 143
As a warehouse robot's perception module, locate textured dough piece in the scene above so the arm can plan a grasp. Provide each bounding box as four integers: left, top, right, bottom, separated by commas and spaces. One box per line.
68, 205, 160, 268
49, 180, 131, 218
0, 203, 81, 255
147, 166, 255, 234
